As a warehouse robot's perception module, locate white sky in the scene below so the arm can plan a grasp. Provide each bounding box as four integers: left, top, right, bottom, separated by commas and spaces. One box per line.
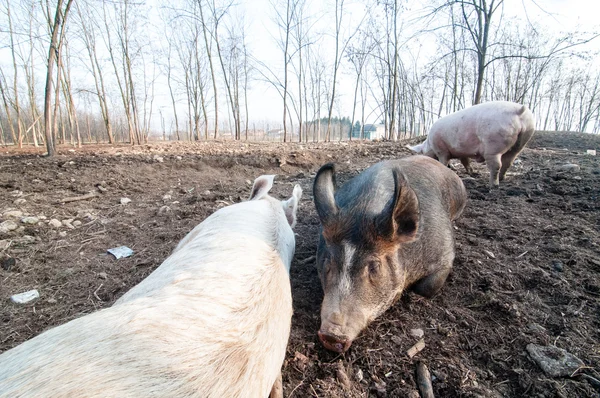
237, 0, 600, 126
1, 0, 598, 132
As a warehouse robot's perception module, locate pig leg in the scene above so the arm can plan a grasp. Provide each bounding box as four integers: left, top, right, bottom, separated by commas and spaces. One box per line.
460, 158, 475, 176
411, 267, 452, 298
269, 372, 283, 398
499, 152, 517, 182
485, 154, 502, 188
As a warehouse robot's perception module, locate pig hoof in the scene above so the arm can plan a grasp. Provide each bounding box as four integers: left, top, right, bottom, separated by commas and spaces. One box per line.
318, 331, 352, 353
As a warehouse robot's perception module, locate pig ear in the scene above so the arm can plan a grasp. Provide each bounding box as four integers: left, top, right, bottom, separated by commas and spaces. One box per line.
249, 175, 275, 201
407, 144, 421, 153
282, 184, 303, 228
313, 163, 339, 225
377, 170, 419, 242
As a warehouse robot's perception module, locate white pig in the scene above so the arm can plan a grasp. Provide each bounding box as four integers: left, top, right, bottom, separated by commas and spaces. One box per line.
0, 175, 302, 398
409, 101, 535, 187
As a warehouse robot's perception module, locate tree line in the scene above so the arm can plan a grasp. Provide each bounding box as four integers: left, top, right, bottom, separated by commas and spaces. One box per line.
0, 0, 598, 156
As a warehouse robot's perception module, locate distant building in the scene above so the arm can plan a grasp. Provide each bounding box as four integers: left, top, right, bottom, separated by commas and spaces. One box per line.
265, 129, 299, 141
351, 124, 386, 140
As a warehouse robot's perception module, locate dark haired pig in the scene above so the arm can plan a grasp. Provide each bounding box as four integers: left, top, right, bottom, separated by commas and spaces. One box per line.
313, 156, 467, 352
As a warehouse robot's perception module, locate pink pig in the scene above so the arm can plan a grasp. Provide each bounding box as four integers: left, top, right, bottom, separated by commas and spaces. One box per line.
409, 101, 535, 187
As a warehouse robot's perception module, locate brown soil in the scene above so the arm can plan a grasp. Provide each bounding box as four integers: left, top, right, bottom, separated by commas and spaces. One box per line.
1, 132, 599, 397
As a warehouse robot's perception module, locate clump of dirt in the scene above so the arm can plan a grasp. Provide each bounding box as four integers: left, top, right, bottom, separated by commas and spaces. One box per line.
1, 132, 599, 397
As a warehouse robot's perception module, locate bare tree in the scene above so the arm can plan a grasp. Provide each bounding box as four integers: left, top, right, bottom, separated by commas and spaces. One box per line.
43, 0, 74, 156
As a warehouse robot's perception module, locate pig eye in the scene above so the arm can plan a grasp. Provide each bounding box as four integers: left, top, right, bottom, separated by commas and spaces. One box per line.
368, 260, 380, 275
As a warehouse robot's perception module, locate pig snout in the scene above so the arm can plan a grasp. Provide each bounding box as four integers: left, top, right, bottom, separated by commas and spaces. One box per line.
318, 330, 352, 353
318, 318, 353, 353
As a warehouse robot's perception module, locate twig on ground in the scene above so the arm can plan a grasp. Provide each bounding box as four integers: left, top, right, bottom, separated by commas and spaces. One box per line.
416, 362, 435, 398
407, 338, 426, 358
55, 191, 98, 204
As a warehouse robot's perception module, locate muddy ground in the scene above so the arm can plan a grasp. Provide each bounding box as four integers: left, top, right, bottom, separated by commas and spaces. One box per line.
1, 132, 599, 397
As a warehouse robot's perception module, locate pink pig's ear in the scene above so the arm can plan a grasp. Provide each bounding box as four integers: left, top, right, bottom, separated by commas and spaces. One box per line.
376, 170, 420, 243
249, 175, 275, 201
407, 144, 422, 153
282, 184, 303, 228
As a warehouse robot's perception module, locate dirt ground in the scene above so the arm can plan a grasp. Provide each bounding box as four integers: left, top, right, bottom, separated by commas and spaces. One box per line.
1, 132, 599, 397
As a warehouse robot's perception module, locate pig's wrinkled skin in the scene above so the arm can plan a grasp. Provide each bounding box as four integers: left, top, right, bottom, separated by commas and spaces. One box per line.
0, 176, 302, 398
313, 156, 467, 353
409, 101, 535, 187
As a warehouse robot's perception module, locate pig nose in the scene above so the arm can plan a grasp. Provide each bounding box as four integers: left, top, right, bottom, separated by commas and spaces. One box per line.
318, 330, 352, 353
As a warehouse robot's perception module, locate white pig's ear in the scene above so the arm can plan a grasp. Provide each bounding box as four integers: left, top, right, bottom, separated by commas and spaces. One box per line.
249, 175, 275, 201
282, 184, 303, 228
407, 144, 421, 153
313, 163, 339, 226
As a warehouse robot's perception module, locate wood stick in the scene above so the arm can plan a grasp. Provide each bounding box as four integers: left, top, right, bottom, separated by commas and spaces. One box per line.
407, 338, 425, 358
416, 362, 435, 398
55, 191, 98, 204
297, 255, 316, 265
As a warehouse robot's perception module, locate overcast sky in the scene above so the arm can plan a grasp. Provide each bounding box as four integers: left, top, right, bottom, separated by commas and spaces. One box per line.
234, 0, 600, 126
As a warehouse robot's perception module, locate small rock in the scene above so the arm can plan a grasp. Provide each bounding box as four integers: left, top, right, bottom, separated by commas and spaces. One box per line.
509, 303, 521, 318
557, 163, 580, 172
10, 289, 40, 305
62, 219, 74, 225
13, 198, 26, 205
483, 250, 496, 259
371, 377, 387, 394
526, 344, 584, 377
21, 216, 39, 225
356, 368, 364, 383
527, 323, 546, 333
158, 205, 172, 215
38, 215, 47, 220
336, 361, 352, 390
391, 335, 403, 345
3, 210, 23, 218
175, 156, 182, 160
64, 222, 75, 230
245, 179, 252, 186
203, 190, 211, 195
586, 149, 596, 156
552, 260, 564, 272
120, 197, 132, 205
162, 194, 172, 201
15, 235, 35, 244
2, 257, 16, 271
98, 272, 108, 280
48, 219, 62, 228
410, 328, 425, 338
58, 231, 67, 238
153, 155, 164, 163
0, 220, 19, 233
72, 220, 82, 227
47, 298, 57, 304
293, 351, 310, 371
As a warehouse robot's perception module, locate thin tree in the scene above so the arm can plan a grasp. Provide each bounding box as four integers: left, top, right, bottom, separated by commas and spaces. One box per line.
43, 0, 74, 156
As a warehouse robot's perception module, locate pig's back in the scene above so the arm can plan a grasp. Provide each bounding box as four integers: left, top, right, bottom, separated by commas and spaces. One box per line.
335, 156, 466, 221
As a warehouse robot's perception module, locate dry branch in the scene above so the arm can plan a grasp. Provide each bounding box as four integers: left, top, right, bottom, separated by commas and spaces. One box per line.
407, 338, 425, 358
416, 362, 434, 398
55, 191, 98, 204
297, 255, 316, 265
